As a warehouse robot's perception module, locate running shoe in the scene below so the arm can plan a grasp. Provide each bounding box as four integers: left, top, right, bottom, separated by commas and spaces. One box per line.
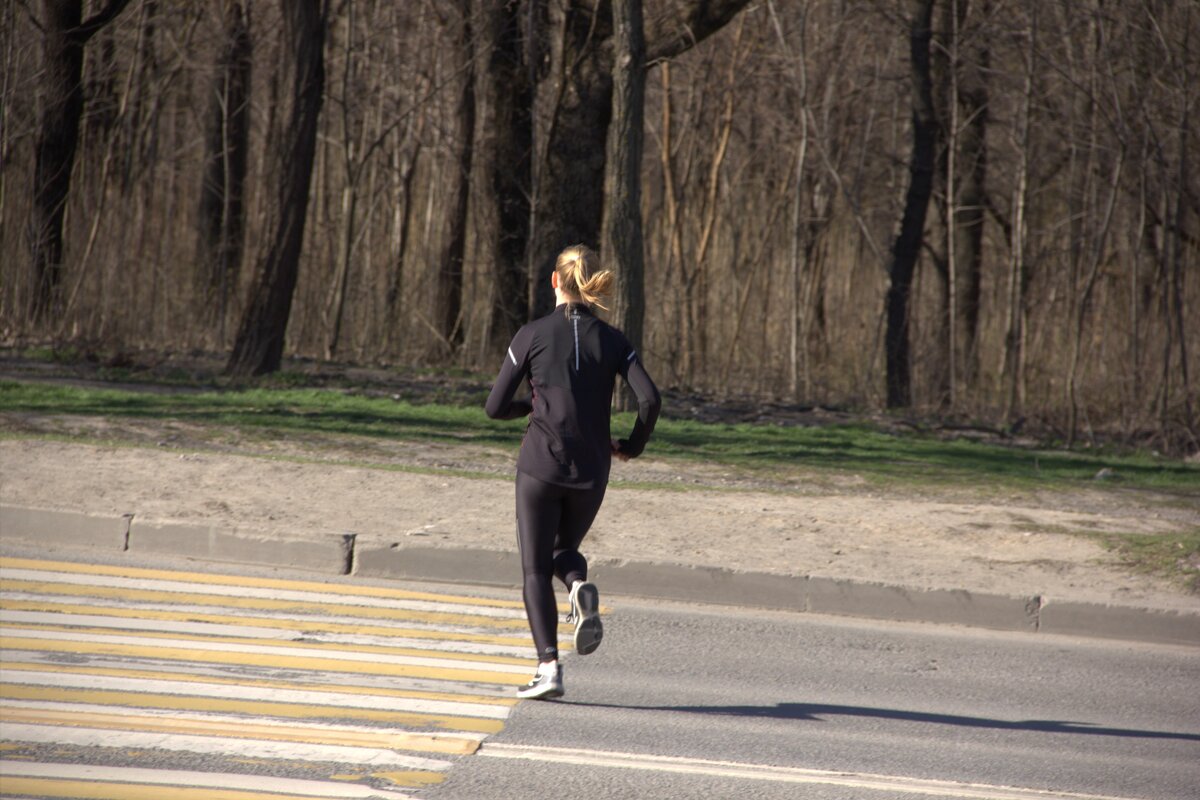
516, 661, 563, 700
568, 580, 603, 655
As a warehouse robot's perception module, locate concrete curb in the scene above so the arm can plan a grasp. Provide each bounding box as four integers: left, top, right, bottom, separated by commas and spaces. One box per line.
1, 505, 352, 575
3, 504, 1198, 647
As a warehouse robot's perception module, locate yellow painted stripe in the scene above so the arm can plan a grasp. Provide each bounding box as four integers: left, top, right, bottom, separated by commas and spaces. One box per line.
371, 771, 445, 788
0, 661, 518, 707
0, 637, 528, 688
0, 556, 526, 609
0, 708, 480, 755
0, 777, 356, 800
0, 622, 530, 666
0, 579, 532, 629
0, 598, 535, 647
0, 685, 506, 734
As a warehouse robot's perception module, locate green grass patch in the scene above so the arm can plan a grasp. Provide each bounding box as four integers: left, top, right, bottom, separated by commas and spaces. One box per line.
3, 379, 1198, 496
645, 415, 1199, 493
0, 381, 510, 443
1096, 531, 1200, 594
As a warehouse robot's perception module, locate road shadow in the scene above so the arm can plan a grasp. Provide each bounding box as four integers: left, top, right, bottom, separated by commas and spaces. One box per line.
561, 700, 1200, 742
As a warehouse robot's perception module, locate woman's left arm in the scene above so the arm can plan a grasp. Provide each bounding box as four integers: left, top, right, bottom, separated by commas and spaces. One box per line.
614, 350, 661, 458
485, 333, 533, 420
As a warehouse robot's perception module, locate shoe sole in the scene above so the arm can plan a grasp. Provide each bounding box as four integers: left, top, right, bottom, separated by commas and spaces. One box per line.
572, 582, 603, 656
516, 681, 561, 700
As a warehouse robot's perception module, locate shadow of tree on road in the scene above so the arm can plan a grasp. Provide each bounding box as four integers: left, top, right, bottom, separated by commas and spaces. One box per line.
563, 701, 1200, 742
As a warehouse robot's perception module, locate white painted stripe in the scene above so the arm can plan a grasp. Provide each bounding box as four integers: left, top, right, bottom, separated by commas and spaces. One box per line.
1, 724, 451, 772
0, 569, 526, 619
0, 609, 529, 657
3, 592, 533, 640
0, 724, 452, 771
508, 347, 517, 366
0, 609, 293, 641
0, 671, 511, 719
478, 744, 1143, 800
0, 627, 531, 675
0, 650, 518, 699
0, 700, 489, 742
0, 761, 417, 799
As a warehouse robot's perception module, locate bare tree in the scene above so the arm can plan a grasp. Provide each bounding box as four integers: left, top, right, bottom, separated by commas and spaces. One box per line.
885, 0, 937, 408
948, 0, 989, 395
196, 0, 252, 339
1000, 1, 1035, 424
483, 0, 534, 344
226, 0, 327, 377
527, 0, 753, 319
1159, 3, 1196, 444
27, 0, 134, 323
322, 0, 364, 362
2, 0, 1195, 451
602, 0, 646, 362
434, 0, 476, 354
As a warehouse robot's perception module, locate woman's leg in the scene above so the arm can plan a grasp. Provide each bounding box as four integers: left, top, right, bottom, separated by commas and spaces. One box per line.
515, 471, 564, 663
552, 482, 607, 587
554, 482, 607, 656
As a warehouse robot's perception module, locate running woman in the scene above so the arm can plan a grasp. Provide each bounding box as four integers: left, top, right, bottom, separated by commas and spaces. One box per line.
485, 244, 661, 700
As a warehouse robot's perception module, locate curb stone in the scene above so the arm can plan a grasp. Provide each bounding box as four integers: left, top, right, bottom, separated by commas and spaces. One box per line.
1, 505, 353, 575
2, 504, 1197, 647
128, 518, 355, 575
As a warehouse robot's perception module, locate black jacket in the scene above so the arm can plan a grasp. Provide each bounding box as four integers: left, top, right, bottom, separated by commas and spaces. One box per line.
485, 304, 661, 488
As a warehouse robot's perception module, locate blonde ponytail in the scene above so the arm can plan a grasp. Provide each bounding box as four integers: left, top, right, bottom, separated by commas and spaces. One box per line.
555, 244, 614, 312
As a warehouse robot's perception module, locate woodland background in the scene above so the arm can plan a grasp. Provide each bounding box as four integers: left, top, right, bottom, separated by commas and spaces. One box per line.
1, 1, 1197, 454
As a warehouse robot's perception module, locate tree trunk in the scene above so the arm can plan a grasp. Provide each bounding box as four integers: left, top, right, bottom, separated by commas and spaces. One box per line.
885, 0, 937, 409
485, 0, 534, 343
603, 0, 646, 411
436, 0, 476, 353
656, 62, 687, 380
1002, 4, 1034, 424
1169, 8, 1195, 441
324, 0, 357, 362
603, 0, 645, 350
27, 0, 133, 323
953, 0, 988, 391
196, 0, 252, 339
942, 0, 960, 409
1067, 149, 1124, 447
385, 140, 420, 356
226, 0, 326, 377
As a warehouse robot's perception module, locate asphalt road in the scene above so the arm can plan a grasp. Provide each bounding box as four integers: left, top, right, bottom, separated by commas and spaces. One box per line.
430, 595, 1200, 800
2, 552, 1197, 800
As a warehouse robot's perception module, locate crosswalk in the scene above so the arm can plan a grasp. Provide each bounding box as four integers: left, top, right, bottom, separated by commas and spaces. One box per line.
0, 556, 550, 799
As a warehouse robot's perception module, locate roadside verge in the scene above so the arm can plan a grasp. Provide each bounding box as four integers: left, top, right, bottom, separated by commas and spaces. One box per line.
2, 504, 1196, 647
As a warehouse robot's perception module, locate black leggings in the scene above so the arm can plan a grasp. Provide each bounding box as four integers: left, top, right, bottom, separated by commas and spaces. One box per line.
515, 470, 607, 662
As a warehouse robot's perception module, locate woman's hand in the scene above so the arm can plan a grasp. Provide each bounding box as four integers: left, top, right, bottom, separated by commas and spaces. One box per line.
610, 439, 631, 462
